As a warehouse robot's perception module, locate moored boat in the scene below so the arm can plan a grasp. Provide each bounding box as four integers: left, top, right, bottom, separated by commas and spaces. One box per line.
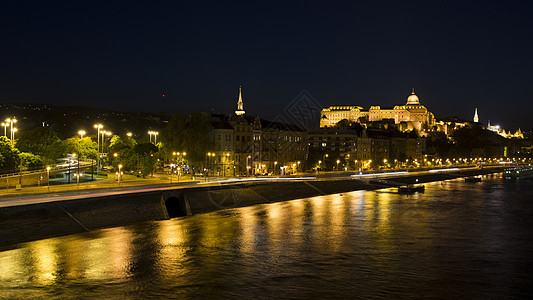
398, 184, 425, 193
465, 177, 482, 182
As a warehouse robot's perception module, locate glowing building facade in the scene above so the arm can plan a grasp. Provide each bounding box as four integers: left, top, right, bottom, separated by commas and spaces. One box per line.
320, 89, 435, 132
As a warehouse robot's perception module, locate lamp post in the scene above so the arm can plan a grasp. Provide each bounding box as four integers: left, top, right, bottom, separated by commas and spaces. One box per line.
246, 155, 251, 177
1, 122, 7, 137
224, 153, 230, 177
78, 130, 86, 139
323, 153, 329, 171
117, 164, 123, 186
93, 124, 103, 174
148, 131, 159, 144
5, 118, 17, 143
11, 128, 17, 145
74, 153, 80, 187
46, 166, 51, 192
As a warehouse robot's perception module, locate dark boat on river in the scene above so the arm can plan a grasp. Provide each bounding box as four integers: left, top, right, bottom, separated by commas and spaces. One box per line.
398, 184, 425, 194
465, 177, 482, 182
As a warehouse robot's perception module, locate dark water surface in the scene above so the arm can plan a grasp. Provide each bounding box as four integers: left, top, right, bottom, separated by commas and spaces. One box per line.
1, 174, 532, 299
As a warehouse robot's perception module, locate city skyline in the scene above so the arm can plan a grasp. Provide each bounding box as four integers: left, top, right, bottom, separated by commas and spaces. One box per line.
1, 1, 532, 129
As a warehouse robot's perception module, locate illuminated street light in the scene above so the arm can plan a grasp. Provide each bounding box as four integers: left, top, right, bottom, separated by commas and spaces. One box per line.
148, 131, 159, 144
46, 166, 51, 192
126, 132, 132, 137
1, 122, 7, 137
11, 128, 17, 144
78, 130, 86, 139
93, 124, 103, 174
117, 164, 123, 186
5, 118, 17, 142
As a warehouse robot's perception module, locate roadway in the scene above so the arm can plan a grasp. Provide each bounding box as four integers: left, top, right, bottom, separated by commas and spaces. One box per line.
0, 164, 508, 209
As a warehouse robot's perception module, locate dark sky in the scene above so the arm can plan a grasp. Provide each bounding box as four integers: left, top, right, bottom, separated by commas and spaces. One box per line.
1, 1, 532, 129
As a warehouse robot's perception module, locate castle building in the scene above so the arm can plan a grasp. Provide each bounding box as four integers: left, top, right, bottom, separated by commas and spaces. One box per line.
320, 89, 435, 132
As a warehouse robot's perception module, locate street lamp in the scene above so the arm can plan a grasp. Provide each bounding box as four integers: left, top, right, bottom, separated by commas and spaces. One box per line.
1, 122, 7, 137
148, 131, 159, 144
11, 128, 17, 145
246, 155, 251, 177
224, 152, 230, 177
126, 132, 132, 137
117, 164, 123, 186
93, 124, 103, 174
5, 118, 17, 142
78, 130, 86, 139
46, 166, 51, 192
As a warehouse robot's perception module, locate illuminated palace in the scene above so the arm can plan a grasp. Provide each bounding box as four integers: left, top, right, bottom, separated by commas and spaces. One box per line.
320, 89, 435, 132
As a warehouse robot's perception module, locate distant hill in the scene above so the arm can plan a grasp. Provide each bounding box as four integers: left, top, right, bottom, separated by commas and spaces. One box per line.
0, 103, 170, 140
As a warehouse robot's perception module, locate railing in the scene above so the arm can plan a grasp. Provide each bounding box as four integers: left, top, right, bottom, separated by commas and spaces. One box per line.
0, 161, 95, 179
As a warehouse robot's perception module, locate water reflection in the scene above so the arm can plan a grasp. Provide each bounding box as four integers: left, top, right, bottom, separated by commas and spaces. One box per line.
1, 175, 532, 298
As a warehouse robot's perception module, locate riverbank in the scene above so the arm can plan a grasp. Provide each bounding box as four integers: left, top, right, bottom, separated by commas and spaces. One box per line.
0, 166, 505, 248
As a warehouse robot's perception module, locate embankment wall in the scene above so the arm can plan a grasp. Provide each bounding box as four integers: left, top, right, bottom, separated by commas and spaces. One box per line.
0, 167, 503, 247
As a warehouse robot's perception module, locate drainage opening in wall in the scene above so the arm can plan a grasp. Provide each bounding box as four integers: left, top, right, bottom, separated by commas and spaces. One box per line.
165, 197, 188, 218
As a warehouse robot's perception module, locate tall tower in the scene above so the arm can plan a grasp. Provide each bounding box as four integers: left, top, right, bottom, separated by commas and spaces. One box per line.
235, 85, 245, 116
473, 108, 479, 123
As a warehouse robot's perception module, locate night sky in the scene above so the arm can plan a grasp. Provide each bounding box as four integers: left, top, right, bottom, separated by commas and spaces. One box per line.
1, 1, 532, 129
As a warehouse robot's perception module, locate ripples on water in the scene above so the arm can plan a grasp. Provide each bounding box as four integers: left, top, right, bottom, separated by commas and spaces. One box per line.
1, 174, 532, 299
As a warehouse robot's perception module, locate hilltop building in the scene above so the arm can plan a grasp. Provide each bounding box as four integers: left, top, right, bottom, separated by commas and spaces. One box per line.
320, 89, 435, 133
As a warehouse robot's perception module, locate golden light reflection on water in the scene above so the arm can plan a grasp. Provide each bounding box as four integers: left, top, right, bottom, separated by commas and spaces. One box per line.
29, 239, 59, 284
1, 175, 520, 298
82, 227, 133, 280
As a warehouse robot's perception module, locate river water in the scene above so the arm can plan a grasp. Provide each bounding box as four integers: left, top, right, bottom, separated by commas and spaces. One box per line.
1, 174, 532, 299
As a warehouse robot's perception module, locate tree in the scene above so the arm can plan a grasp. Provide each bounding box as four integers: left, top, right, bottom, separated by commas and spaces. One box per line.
19, 152, 43, 169
64, 137, 98, 160
16, 127, 66, 164
0, 136, 20, 171
162, 112, 214, 167
134, 143, 159, 177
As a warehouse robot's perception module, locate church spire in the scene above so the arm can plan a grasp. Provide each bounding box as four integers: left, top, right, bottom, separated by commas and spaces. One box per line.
474, 108, 479, 123
235, 85, 245, 116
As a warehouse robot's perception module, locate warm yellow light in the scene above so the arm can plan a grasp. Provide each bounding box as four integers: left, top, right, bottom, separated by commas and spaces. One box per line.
127, 132, 132, 137
46, 166, 51, 171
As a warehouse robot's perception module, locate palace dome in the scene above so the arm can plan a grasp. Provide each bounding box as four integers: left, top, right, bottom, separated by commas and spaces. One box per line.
406, 90, 420, 105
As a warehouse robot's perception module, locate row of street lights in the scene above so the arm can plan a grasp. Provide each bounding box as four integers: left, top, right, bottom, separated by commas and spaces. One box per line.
2, 117, 18, 146
148, 131, 159, 144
